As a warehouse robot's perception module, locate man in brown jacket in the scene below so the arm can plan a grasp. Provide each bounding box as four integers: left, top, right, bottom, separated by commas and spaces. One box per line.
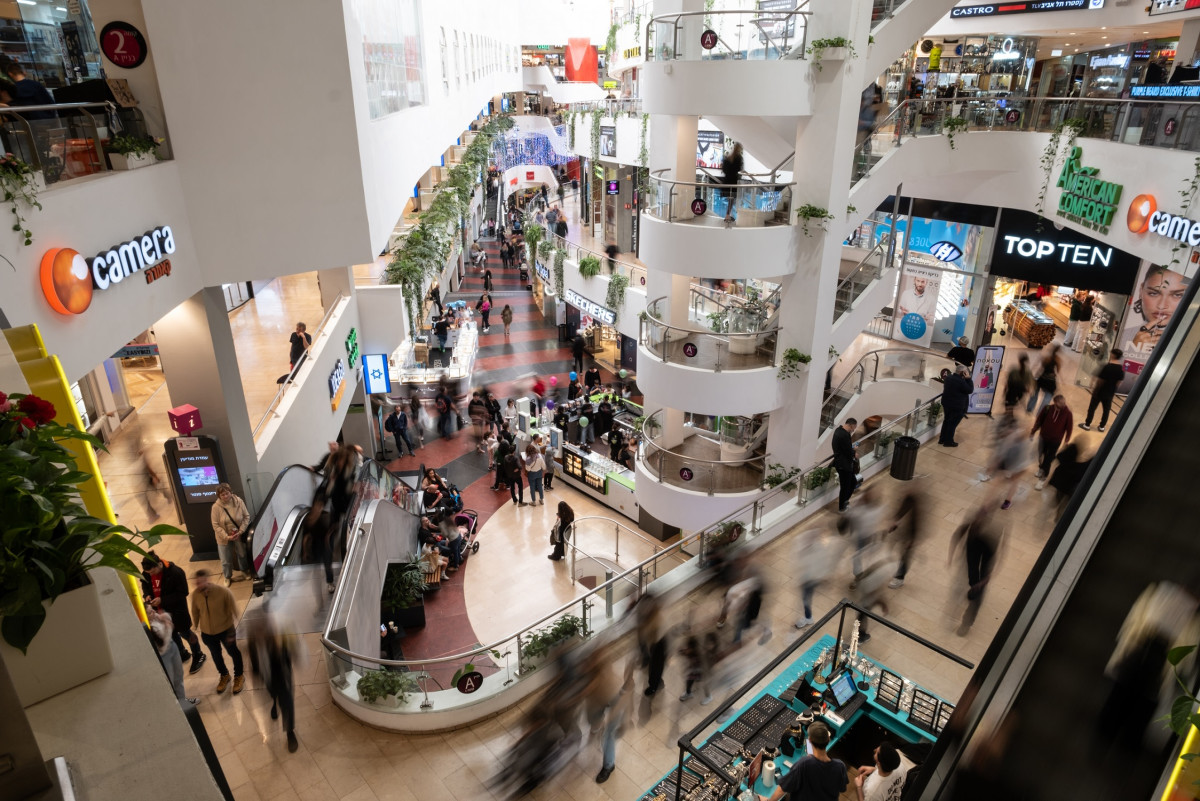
190, 569, 244, 694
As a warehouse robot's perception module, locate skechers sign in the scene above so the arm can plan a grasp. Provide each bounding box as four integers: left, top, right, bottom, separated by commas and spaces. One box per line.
564, 289, 615, 325
1126, 193, 1200, 246
1055, 147, 1122, 234
40, 224, 176, 315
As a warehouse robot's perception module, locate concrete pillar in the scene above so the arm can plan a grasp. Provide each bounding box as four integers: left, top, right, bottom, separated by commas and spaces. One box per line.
317, 266, 354, 312
766, 1, 872, 470
1180, 19, 1200, 67
154, 287, 257, 495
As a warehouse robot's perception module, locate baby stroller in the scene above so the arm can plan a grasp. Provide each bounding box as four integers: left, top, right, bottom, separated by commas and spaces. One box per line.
454, 509, 481, 559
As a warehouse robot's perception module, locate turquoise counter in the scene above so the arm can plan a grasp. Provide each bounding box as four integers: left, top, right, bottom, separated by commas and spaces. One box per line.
640, 634, 954, 801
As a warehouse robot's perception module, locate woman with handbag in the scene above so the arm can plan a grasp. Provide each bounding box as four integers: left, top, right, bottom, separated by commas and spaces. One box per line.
548, 501, 574, 561
210, 483, 252, 586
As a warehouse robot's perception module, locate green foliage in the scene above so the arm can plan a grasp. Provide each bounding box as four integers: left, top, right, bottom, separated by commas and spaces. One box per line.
846, 204, 857, 216
356, 669, 417, 704
1035, 118, 1087, 228
804, 465, 835, 491
383, 116, 513, 335
0, 153, 41, 246
1169, 157, 1200, 267
381, 561, 426, 610
605, 22, 618, 60
926, 400, 943, 421
579, 255, 602, 277
942, 116, 968, 150
521, 614, 585, 665
778, 347, 811, 380
553, 247, 566, 295
0, 392, 184, 652
707, 311, 728, 333
806, 37, 857, 71
538, 239, 554, 262
107, 134, 161, 158
523, 218, 545, 269
639, 113, 650, 170
829, 345, 839, 358
606, 273, 629, 320
590, 109, 603, 167
796, 204, 834, 236
765, 463, 802, 492
567, 109, 577, 150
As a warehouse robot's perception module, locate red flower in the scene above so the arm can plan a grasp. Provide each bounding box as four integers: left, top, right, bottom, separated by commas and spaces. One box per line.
16, 394, 55, 425
0, 391, 8, 414
19, 417, 34, 429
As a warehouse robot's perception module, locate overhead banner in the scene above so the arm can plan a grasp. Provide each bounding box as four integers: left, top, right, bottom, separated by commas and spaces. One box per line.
1116, 261, 1191, 394
950, 0, 1094, 16
968, 345, 1005, 414
892, 264, 942, 347
361, 353, 391, 395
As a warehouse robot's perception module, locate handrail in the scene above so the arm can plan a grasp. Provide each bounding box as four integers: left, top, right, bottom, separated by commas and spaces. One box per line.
566, 515, 671, 585
821, 346, 957, 429
640, 409, 768, 470
0, 100, 146, 186
649, 295, 775, 339
252, 293, 346, 439
544, 229, 647, 286
646, 7, 812, 63
835, 237, 890, 300
650, 167, 793, 190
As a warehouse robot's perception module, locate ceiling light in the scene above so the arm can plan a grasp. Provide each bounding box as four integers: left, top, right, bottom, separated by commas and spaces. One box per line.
1102, 36, 1108, 39
1101, 26, 1107, 30
55, 5, 66, 9
15, 0, 36, 5
1051, 49, 1063, 56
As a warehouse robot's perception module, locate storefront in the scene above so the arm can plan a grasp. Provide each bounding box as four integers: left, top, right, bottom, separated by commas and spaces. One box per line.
880, 34, 1038, 112
985, 208, 1142, 388
0, 1, 104, 89
563, 288, 638, 375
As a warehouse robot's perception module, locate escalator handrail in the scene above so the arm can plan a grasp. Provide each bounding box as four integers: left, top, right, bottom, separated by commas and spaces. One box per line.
247, 463, 320, 573
912, 277, 1200, 800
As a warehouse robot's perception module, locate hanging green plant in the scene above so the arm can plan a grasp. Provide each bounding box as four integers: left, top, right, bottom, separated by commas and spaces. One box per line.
605, 23, 619, 63
778, 347, 811, 380
606, 273, 629, 320
806, 37, 857, 72
553, 247, 566, 295
942, 116, 968, 150
590, 109, 603, 166
567, 109, 577, 150
1168, 156, 1200, 267
829, 345, 839, 359
538, 240, 554, 263
579, 255, 602, 277
1034, 117, 1087, 228
639, 113, 649, 169
0, 153, 42, 246
795, 204, 835, 236
523, 219, 545, 269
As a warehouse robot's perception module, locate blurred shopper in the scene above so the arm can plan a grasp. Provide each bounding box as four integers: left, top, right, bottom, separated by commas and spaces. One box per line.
1031, 394, 1073, 493
1003, 353, 1033, 412
849, 523, 895, 643
886, 488, 924, 588
435, 386, 455, 440
794, 523, 841, 629
760, 721, 847, 801
979, 412, 1034, 513
248, 616, 300, 752
210, 483, 252, 586
637, 591, 669, 697
501, 303, 514, 337
939, 364, 973, 447
1047, 440, 1091, 517
846, 484, 884, 588
190, 569, 245, 695
720, 143, 744, 224
1026, 344, 1062, 414
724, 555, 772, 646
583, 649, 634, 784
948, 504, 1005, 635
141, 552, 205, 675
138, 440, 171, 518
146, 606, 198, 705
833, 418, 859, 513
1080, 348, 1124, 432
678, 630, 716, 704
314, 445, 359, 592
572, 334, 586, 374
548, 500, 573, 560
1064, 290, 1087, 349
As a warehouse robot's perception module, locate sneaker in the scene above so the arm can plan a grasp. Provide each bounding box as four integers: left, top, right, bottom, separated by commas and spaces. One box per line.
794, 617, 813, 629
700, 694, 713, 705
326, 582, 336, 593
1035, 469, 1046, 479
1001, 500, 1012, 510
232, 675, 245, 694
179, 648, 192, 663
859, 632, 872, 644
1034, 479, 1045, 491
1078, 423, 1091, 431
189, 653, 207, 675
287, 731, 299, 753
848, 578, 858, 590
596, 766, 614, 784
889, 578, 904, 589
758, 627, 773, 645
978, 472, 991, 482
216, 674, 231, 694
1098, 425, 1107, 432
679, 692, 694, 702
186, 697, 201, 706
223, 576, 233, 588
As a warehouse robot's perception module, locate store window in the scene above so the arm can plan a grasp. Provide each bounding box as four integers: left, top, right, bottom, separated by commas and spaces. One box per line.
348, 0, 427, 119
0, 1, 103, 89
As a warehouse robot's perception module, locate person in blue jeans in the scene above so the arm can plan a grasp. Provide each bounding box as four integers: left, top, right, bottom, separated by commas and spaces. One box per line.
524, 444, 545, 506
1025, 344, 1061, 414
384, 407, 416, 457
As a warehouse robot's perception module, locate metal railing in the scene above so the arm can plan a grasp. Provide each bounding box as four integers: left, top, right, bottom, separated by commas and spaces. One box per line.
641, 296, 779, 372
820, 347, 957, 432
646, 7, 812, 63
564, 97, 643, 117
854, 96, 1200, 185
544, 229, 647, 288
0, 101, 156, 187
646, 169, 793, 226
834, 238, 894, 323
252, 293, 346, 440
639, 409, 768, 495
696, 148, 796, 188
870, 0, 911, 28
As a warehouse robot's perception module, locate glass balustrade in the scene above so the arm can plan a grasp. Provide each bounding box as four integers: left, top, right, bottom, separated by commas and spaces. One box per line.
641, 297, 778, 371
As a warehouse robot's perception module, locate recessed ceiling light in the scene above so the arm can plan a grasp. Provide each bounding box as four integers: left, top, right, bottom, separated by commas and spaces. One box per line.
1102, 36, 1108, 39
1101, 26, 1107, 30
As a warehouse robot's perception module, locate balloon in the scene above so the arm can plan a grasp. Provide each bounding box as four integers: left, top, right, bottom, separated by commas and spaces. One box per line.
619, 369, 628, 379
569, 371, 577, 381
546, 399, 555, 410
579, 416, 590, 427
549, 375, 557, 385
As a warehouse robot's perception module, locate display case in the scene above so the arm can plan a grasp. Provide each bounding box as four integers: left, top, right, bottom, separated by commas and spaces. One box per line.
1075, 295, 1125, 390
1004, 299, 1058, 348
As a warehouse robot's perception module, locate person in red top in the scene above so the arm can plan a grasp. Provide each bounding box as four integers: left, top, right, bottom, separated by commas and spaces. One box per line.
531, 377, 546, 414
1030, 394, 1073, 494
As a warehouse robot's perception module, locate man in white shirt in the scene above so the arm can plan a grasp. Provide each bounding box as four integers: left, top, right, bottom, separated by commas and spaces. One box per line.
897, 276, 937, 324
855, 741, 913, 801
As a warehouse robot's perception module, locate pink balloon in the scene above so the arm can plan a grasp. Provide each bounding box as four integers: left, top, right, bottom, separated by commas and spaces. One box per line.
549, 376, 557, 385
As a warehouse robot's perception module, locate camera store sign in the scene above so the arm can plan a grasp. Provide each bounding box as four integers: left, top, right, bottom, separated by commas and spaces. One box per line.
565, 289, 615, 325
1126, 193, 1200, 246
1055, 147, 1122, 234
40, 224, 176, 316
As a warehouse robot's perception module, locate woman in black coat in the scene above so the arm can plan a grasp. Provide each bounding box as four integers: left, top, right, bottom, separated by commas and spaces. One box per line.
548, 501, 574, 561
141, 552, 204, 670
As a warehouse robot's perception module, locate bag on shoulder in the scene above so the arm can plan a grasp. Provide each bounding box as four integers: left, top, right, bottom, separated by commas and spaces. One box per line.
550, 526, 558, 546
384, 414, 395, 433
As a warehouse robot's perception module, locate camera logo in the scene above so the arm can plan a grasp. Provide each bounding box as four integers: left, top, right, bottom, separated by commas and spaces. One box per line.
40, 247, 93, 315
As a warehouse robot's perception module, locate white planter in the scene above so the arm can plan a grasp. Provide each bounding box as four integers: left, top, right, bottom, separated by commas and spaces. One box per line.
819, 47, 850, 62
0, 577, 114, 707
109, 152, 156, 171
728, 335, 759, 355
374, 694, 402, 709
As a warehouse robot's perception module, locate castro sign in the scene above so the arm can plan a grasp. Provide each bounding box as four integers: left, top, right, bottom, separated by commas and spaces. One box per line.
40, 225, 176, 315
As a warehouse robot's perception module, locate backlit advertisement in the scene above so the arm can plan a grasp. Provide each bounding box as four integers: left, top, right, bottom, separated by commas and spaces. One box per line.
968, 345, 1005, 414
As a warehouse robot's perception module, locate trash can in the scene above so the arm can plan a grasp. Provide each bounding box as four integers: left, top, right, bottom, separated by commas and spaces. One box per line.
890, 436, 920, 480
558, 323, 570, 342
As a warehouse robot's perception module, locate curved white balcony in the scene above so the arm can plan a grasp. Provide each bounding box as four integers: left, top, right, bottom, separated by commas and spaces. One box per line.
635, 457, 762, 531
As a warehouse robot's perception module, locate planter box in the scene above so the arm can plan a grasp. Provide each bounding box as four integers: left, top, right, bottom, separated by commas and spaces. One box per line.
108, 152, 156, 171
819, 47, 850, 62
388, 601, 426, 630
0, 576, 114, 707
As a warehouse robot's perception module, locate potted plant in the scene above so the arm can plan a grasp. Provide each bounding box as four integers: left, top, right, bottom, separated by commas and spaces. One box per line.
0, 152, 42, 246
707, 311, 729, 333
764, 463, 802, 492
925, 400, 943, 426
806, 37, 857, 72
778, 347, 811, 380
795, 204, 835, 236
520, 613, 585, 672
356, 668, 417, 708
381, 560, 427, 630
874, 430, 900, 458
703, 520, 745, 566
803, 465, 835, 492
0, 391, 182, 705
107, 134, 161, 171
579, 255, 602, 277
942, 116, 968, 150
606, 273, 629, 320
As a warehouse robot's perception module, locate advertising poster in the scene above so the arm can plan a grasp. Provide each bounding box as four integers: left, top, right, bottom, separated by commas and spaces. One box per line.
1115, 261, 1191, 394
697, 130, 724, 168
968, 345, 1005, 414
892, 264, 942, 347
600, 125, 616, 158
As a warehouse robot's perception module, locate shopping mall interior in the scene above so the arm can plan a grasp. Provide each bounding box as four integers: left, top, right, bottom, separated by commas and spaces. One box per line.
3, 0, 1200, 800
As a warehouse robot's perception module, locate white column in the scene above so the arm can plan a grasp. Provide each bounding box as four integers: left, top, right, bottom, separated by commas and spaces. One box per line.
1180, 19, 1200, 67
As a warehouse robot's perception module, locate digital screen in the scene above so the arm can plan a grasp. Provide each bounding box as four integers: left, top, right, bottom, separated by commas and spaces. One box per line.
830, 671, 857, 706
606, 180, 620, 195
549, 428, 561, 451
174, 447, 221, 504
518, 413, 528, 434
178, 466, 218, 487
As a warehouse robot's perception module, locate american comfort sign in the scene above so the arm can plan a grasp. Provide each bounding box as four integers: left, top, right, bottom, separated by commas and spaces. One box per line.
40, 225, 176, 315
1055, 147, 1122, 234
564, 289, 615, 325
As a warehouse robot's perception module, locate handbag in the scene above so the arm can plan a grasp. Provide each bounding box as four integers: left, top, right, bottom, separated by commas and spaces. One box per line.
549, 524, 559, 546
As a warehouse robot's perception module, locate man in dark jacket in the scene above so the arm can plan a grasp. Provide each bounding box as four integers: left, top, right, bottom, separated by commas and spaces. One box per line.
141, 553, 206, 674
832, 418, 858, 513
939, 364, 974, 447
947, 336, 975, 368
384, 407, 416, 457
572, 334, 586, 374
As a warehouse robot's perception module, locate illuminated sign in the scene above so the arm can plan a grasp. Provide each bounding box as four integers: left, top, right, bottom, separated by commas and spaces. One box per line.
1127, 193, 1200, 246
345, 327, 360, 363
564, 289, 615, 325
1150, 0, 1200, 16
1089, 53, 1129, 69
950, 0, 1091, 16
328, 358, 346, 400
929, 241, 963, 262
40, 224, 176, 315
361, 353, 391, 395
1001, 235, 1114, 267
535, 259, 550, 283
1129, 84, 1200, 101
1055, 147, 1123, 234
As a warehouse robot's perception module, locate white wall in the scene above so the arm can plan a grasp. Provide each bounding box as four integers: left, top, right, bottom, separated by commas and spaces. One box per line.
639, 215, 797, 280
91, 0, 172, 156
0, 163, 200, 383
560, 254, 647, 340
356, 285, 410, 359
641, 61, 815, 117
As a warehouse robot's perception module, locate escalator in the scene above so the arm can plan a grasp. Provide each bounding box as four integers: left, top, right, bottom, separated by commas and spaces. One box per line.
915, 279, 1200, 801
236, 458, 421, 636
